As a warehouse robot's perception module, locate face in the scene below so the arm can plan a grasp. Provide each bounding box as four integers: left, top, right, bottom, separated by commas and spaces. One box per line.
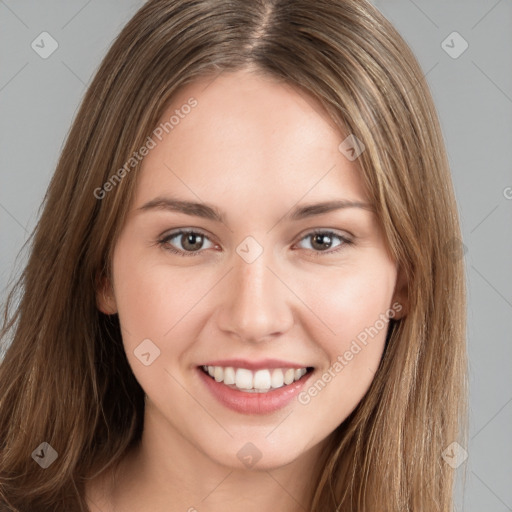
98, 69, 406, 471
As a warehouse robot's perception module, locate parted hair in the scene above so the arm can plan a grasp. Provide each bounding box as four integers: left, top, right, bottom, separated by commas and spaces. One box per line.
0, 0, 467, 510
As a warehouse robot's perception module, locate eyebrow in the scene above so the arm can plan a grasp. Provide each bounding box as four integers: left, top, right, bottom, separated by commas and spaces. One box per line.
137, 196, 374, 223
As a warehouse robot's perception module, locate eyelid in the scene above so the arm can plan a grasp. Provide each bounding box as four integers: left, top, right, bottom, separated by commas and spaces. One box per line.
159, 226, 353, 242
159, 226, 220, 245
294, 226, 354, 242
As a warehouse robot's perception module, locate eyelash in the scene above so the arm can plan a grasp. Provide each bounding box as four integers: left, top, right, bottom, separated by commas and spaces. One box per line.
157, 229, 353, 258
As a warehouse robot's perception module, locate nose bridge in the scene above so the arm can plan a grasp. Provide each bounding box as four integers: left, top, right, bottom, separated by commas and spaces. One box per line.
218, 238, 294, 341
234, 234, 274, 297
237, 249, 269, 298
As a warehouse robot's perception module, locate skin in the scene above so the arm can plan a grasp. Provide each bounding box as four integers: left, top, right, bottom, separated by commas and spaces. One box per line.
88, 68, 407, 512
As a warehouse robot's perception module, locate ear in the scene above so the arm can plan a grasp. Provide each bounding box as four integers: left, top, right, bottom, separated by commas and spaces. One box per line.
95, 273, 118, 315
391, 264, 408, 320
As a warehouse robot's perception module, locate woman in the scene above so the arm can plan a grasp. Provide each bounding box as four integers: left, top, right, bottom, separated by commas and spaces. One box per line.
0, 0, 468, 510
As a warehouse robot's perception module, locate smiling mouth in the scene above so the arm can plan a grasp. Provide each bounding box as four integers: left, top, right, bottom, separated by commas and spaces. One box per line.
200, 365, 314, 393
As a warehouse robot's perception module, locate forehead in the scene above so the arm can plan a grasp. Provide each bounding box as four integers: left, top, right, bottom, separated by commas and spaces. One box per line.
134, 69, 369, 212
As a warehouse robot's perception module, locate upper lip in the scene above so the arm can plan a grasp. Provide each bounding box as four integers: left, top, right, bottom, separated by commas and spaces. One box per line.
199, 358, 312, 371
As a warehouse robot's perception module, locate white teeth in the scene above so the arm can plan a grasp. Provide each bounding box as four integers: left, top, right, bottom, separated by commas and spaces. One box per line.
253, 369, 271, 391
202, 365, 310, 392
284, 368, 295, 385
223, 366, 236, 385
214, 366, 224, 382
271, 368, 284, 389
235, 368, 253, 390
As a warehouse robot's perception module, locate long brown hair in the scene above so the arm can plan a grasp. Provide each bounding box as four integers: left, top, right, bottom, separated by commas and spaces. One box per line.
0, 0, 468, 510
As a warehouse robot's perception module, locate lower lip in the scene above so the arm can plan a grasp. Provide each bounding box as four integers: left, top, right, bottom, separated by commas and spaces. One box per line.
197, 367, 313, 415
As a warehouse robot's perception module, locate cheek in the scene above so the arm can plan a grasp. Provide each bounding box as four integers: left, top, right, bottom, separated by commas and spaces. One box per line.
110, 250, 211, 398
111, 249, 219, 355
300, 259, 395, 374
294, 257, 396, 415
298, 256, 396, 344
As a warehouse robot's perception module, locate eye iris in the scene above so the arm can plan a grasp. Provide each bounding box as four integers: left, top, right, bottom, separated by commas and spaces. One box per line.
311, 233, 332, 251
182, 232, 203, 251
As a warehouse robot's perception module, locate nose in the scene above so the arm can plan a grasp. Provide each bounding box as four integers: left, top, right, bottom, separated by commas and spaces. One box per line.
215, 247, 295, 343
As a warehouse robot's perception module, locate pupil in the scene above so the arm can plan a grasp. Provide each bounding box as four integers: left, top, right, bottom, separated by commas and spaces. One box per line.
184, 233, 202, 251
313, 234, 331, 250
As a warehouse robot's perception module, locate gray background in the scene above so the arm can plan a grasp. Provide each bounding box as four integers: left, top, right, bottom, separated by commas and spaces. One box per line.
1, 1, 511, 510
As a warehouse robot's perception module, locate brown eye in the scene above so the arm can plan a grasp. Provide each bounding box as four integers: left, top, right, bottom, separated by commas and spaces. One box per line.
160, 229, 215, 256
180, 232, 205, 251
296, 230, 353, 255
311, 233, 334, 251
